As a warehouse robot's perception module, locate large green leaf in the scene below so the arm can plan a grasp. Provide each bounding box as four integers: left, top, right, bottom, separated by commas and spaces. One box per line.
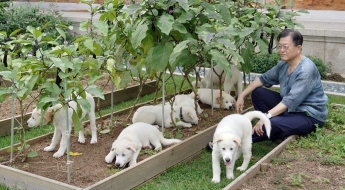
83, 38, 94, 51
172, 22, 187, 34
176, 11, 194, 23
131, 20, 148, 49
169, 40, 190, 65
56, 28, 66, 40
93, 20, 108, 36
141, 33, 154, 55
146, 43, 174, 72
121, 4, 141, 17
209, 49, 230, 75
72, 110, 82, 135
157, 14, 174, 35
86, 85, 105, 100
50, 57, 74, 72
177, 0, 190, 11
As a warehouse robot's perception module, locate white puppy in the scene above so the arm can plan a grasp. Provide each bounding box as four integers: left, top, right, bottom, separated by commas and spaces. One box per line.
105, 122, 181, 167
211, 111, 271, 183
27, 92, 97, 158
192, 65, 242, 98
173, 94, 203, 114
189, 88, 235, 110
132, 104, 198, 128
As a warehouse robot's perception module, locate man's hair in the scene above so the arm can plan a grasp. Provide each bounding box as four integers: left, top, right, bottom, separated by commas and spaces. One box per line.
277, 29, 303, 46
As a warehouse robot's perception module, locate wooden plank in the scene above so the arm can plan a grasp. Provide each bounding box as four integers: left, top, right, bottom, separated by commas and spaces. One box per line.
223, 135, 296, 190
85, 123, 217, 190
0, 164, 81, 190
0, 81, 157, 137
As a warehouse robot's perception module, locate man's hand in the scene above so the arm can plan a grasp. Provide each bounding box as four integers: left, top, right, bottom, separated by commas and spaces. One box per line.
253, 120, 265, 136
235, 97, 244, 113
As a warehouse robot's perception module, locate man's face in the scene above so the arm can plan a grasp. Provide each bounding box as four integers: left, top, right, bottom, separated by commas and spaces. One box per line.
278, 35, 301, 62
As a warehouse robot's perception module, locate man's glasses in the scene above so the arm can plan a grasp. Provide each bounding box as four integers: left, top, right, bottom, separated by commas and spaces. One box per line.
277, 45, 290, 51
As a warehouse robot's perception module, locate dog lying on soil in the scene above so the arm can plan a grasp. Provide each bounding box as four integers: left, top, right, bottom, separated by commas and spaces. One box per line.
211, 111, 271, 183
192, 64, 243, 98
132, 104, 199, 128
189, 88, 236, 110
27, 92, 97, 158
105, 122, 182, 167
173, 94, 203, 114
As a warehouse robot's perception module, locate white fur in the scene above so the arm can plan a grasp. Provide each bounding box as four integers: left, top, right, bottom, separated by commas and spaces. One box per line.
192, 65, 243, 98
189, 88, 236, 110
105, 122, 182, 167
173, 94, 203, 114
132, 104, 198, 128
27, 92, 97, 158
211, 111, 271, 183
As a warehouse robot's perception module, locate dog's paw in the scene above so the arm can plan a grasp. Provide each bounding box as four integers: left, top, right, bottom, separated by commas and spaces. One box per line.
53, 151, 64, 158
78, 137, 86, 144
212, 178, 220, 183
184, 123, 192, 128
237, 166, 247, 171
226, 174, 234, 179
44, 146, 55, 152
105, 155, 114, 163
90, 138, 97, 144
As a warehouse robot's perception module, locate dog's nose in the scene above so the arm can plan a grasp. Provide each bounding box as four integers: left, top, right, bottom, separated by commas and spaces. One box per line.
225, 158, 230, 162
115, 163, 121, 167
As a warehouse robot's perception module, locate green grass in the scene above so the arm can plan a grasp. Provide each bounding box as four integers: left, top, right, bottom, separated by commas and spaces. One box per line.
135, 141, 278, 190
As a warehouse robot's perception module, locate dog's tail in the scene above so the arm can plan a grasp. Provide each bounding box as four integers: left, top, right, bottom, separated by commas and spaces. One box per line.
160, 137, 182, 146
244, 111, 271, 138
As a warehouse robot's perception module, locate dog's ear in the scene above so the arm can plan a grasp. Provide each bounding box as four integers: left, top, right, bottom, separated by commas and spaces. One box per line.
43, 108, 53, 124
127, 143, 138, 152
233, 136, 241, 147
215, 93, 222, 105
213, 134, 222, 144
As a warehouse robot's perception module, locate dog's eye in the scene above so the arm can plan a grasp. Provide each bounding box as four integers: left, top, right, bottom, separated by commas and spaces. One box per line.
230, 148, 233, 151
225, 101, 228, 103
222, 147, 225, 151
122, 153, 125, 157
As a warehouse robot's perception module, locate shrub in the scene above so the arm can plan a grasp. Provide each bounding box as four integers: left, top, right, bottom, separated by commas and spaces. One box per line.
251, 52, 328, 79
0, 4, 73, 50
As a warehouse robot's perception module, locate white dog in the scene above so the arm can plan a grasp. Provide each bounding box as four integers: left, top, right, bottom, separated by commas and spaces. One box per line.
189, 88, 235, 110
27, 92, 97, 158
105, 122, 181, 167
192, 65, 242, 98
211, 111, 271, 183
173, 94, 203, 114
132, 104, 198, 128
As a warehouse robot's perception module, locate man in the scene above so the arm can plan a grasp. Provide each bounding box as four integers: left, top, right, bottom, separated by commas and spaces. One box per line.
235, 29, 328, 142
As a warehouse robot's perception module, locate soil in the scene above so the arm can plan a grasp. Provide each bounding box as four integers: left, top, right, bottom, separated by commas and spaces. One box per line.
239, 148, 345, 190
324, 73, 345, 83
1, 102, 249, 188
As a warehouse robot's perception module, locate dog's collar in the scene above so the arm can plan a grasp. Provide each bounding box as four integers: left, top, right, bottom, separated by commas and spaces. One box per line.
179, 107, 185, 122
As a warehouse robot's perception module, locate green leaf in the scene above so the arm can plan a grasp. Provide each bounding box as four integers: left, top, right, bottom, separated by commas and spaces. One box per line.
50, 57, 73, 71
27, 151, 38, 158
86, 85, 105, 100
177, 0, 190, 11
131, 20, 148, 49
172, 22, 187, 34
72, 110, 82, 135
100, 129, 110, 134
169, 40, 190, 64
56, 28, 66, 40
122, 4, 141, 17
177, 11, 194, 23
93, 20, 108, 36
157, 14, 174, 35
77, 96, 91, 113
141, 33, 154, 55
83, 38, 94, 51
146, 43, 174, 72
209, 49, 229, 71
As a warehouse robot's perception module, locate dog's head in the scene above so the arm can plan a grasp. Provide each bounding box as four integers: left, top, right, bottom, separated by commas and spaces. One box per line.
181, 106, 199, 125
113, 141, 138, 168
213, 133, 241, 166
216, 92, 236, 110
27, 107, 53, 127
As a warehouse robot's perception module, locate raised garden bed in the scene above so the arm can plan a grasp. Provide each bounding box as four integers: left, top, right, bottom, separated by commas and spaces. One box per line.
0, 80, 157, 137
0, 90, 255, 189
